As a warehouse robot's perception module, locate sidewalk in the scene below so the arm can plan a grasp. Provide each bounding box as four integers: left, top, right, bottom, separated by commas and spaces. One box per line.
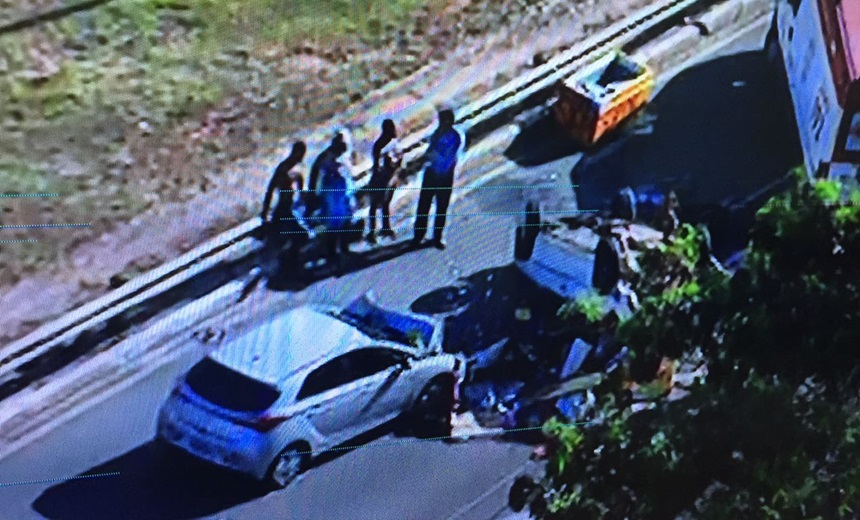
491, 510, 532, 520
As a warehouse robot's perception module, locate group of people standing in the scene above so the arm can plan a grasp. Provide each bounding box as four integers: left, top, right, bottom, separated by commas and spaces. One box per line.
260, 108, 465, 272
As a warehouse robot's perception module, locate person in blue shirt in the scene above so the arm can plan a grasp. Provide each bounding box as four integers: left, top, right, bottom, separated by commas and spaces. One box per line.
412, 109, 465, 249
316, 129, 357, 268
305, 133, 344, 217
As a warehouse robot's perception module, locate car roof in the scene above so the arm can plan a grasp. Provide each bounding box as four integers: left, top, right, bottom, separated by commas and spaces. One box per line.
209, 306, 372, 386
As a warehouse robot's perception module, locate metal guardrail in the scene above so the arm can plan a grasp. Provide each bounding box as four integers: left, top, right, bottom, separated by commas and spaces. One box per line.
0, 0, 708, 398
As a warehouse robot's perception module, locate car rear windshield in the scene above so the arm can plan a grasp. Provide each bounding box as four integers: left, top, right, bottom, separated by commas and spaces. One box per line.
185, 358, 281, 413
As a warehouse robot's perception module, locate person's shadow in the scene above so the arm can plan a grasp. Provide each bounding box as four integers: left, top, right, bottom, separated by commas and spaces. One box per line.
263, 239, 422, 292
503, 107, 587, 167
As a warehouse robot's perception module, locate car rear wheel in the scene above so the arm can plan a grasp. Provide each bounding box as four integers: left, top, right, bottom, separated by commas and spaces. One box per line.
409, 378, 454, 439
268, 444, 310, 489
514, 201, 541, 261
593, 237, 621, 295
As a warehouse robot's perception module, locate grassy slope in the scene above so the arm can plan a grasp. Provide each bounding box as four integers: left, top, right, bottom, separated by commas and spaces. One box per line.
1, 0, 432, 125
0, 0, 441, 280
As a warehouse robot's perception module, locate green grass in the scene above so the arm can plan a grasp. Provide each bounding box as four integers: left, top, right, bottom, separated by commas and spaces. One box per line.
0, 157, 147, 222
1, 0, 432, 123
0, 161, 65, 194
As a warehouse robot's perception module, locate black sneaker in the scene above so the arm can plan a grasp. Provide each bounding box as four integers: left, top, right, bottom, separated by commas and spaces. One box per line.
365, 232, 377, 245
431, 238, 447, 250
380, 229, 396, 239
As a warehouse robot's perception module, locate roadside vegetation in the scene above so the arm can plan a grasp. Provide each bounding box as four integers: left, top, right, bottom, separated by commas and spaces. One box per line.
2, 0, 435, 123
0, 0, 468, 286
524, 170, 860, 518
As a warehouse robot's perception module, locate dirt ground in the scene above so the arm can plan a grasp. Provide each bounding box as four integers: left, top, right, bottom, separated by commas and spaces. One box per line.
0, 0, 653, 344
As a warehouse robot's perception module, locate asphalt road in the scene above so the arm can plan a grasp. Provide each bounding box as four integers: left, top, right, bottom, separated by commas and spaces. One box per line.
0, 21, 789, 520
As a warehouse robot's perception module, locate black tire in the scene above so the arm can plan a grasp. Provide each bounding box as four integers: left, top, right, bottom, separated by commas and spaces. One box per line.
611, 187, 637, 221
515, 201, 541, 261
509, 475, 537, 512
593, 237, 621, 295
409, 378, 454, 439
514, 225, 536, 261
267, 443, 311, 489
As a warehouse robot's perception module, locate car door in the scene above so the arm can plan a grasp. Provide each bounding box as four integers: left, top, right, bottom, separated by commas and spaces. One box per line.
348, 347, 417, 427
295, 348, 408, 446
295, 354, 364, 447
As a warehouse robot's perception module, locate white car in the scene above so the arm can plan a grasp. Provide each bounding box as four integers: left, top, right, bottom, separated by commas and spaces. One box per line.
156, 294, 465, 488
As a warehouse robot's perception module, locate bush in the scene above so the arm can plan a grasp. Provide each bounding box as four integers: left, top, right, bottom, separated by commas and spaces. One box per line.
525, 173, 860, 519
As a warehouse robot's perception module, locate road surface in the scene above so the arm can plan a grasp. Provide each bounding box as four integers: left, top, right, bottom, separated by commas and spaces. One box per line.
0, 22, 793, 520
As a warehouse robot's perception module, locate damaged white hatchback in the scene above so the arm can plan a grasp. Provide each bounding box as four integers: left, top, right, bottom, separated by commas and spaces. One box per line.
156, 294, 465, 488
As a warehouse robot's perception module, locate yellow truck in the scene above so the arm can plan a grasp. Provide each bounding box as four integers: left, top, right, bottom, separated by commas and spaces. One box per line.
553, 51, 655, 146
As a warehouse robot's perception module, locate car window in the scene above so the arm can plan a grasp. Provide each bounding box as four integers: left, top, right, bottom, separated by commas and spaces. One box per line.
296, 348, 409, 400
186, 358, 281, 412
349, 348, 409, 380
297, 356, 352, 400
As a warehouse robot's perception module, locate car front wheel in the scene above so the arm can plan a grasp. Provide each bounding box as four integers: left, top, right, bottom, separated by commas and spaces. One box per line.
592, 237, 621, 295
267, 444, 310, 489
409, 378, 454, 439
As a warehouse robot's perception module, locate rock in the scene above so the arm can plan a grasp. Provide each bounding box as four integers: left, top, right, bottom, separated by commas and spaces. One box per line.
137, 120, 153, 136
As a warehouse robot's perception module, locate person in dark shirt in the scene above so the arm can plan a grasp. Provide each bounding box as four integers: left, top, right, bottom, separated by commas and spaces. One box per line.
260, 141, 307, 269
412, 109, 465, 250
366, 119, 403, 244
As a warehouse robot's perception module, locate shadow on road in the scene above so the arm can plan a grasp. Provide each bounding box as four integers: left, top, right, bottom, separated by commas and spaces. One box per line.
264, 239, 419, 292
571, 50, 802, 257
31, 422, 401, 520
503, 108, 585, 167
31, 442, 267, 520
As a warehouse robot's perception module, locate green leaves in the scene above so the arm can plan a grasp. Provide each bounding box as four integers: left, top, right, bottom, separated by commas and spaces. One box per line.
527, 173, 860, 519
559, 289, 609, 324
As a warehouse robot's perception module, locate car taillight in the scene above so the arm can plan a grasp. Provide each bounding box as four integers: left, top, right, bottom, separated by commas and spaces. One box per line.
240, 414, 288, 433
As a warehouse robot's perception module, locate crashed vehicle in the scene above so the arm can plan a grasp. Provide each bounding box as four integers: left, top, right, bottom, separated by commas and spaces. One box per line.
156, 294, 465, 488
459, 301, 628, 432
554, 50, 655, 147
514, 199, 666, 297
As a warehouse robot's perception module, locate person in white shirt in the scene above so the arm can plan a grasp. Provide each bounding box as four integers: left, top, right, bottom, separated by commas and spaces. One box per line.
366, 119, 403, 243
